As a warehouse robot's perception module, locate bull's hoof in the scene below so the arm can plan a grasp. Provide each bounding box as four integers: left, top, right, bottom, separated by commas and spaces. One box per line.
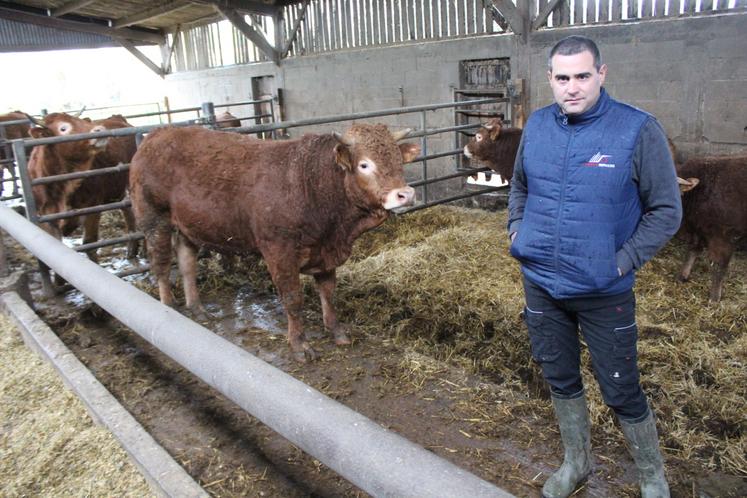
183, 305, 215, 322
291, 343, 318, 363
676, 273, 690, 283
331, 325, 352, 346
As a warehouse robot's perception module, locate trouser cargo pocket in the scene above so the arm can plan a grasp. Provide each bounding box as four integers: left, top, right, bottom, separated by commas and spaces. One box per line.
608, 322, 640, 386
524, 307, 560, 363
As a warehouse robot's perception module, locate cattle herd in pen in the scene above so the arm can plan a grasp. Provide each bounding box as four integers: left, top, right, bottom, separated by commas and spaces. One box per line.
0, 107, 745, 360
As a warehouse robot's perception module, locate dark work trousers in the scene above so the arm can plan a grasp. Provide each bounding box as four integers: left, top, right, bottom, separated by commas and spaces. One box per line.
522, 277, 649, 421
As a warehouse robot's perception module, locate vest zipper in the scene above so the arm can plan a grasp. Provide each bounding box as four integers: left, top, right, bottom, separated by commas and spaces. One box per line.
553, 124, 574, 295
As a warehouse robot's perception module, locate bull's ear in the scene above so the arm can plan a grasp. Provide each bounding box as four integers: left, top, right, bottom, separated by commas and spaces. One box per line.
399, 142, 420, 163
677, 177, 699, 193
334, 143, 354, 171
29, 127, 52, 139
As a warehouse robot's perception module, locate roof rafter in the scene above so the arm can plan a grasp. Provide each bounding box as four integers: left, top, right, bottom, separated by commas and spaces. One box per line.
112, 1, 193, 29
50, 0, 96, 18
214, 5, 279, 64
191, 0, 280, 17
0, 5, 164, 44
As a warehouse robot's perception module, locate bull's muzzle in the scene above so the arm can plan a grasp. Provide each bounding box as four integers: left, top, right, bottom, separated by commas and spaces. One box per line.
89, 124, 109, 149
384, 186, 415, 210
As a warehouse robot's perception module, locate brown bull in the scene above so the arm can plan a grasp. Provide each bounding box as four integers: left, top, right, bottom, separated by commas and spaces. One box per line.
463, 118, 522, 184
676, 155, 747, 301
28, 112, 109, 238
130, 124, 418, 362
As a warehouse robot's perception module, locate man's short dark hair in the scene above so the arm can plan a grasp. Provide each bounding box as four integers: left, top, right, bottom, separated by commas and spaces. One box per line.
548, 36, 602, 71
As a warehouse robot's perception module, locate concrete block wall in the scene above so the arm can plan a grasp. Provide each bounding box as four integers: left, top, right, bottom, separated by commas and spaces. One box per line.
165, 11, 747, 197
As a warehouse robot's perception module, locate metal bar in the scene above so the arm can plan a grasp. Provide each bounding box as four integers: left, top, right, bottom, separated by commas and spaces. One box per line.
402, 186, 507, 213
0, 205, 513, 498
37, 200, 132, 224
407, 122, 480, 139
30, 163, 130, 186
420, 111, 429, 203
74, 232, 145, 253
407, 148, 465, 164
409, 166, 491, 187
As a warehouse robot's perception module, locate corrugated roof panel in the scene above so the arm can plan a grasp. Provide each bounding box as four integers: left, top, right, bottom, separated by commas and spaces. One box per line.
0, 17, 117, 52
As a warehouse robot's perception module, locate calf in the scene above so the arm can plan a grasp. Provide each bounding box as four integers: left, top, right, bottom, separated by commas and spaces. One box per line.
676, 155, 747, 301
215, 111, 241, 128
462, 118, 522, 184
130, 124, 418, 362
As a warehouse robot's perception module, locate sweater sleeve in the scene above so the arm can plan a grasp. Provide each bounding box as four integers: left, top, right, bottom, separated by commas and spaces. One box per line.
616, 118, 683, 275
507, 135, 527, 237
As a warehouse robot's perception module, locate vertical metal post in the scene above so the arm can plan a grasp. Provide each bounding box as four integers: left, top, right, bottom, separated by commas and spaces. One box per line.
453, 88, 462, 172
269, 97, 277, 139
420, 110, 428, 204
0, 229, 8, 277
13, 139, 53, 295
201, 101, 216, 127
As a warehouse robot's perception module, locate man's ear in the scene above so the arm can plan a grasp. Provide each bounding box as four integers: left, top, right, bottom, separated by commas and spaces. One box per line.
334, 143, 353, 171
29, 127, 52, 139
399, 142, 420, 163
677, 177, 699, 193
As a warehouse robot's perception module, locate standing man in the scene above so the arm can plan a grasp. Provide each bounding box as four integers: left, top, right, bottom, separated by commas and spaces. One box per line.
508, 36, 681, 498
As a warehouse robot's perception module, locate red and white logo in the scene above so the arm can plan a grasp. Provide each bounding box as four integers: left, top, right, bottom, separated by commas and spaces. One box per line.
583, 152, 615, 168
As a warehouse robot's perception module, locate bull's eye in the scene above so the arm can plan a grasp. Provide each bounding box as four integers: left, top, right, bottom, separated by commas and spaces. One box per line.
58, 123, 71, 134
476, 133, 483, 142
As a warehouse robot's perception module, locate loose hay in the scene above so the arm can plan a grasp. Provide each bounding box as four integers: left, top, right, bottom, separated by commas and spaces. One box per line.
0, 313, 154, 497
334, 206, 746, 478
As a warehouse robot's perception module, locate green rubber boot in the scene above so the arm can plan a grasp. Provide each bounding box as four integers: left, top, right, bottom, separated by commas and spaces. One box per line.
542, 393, 592, 498
619, 410, 670, 498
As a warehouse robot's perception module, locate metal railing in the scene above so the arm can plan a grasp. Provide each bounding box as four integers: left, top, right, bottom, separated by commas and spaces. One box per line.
10, 97, 502, 286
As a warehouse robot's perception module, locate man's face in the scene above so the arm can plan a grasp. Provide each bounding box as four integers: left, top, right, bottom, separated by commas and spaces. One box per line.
547, 50, 607, 115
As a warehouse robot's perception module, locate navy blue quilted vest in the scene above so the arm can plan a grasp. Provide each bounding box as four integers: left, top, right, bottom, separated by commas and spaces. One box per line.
510, 89, 650, 298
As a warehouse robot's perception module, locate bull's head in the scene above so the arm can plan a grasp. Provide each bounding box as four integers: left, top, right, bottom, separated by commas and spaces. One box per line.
333, 124, 418, 211
27, 112, 109, 159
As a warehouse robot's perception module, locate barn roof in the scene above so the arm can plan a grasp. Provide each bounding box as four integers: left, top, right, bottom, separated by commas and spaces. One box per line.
0, 0, 300, 52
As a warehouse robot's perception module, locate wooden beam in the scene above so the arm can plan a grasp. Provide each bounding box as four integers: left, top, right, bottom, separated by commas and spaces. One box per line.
488, 5, 510, 32
191, 0, 280, 17
116, 38, 166, 78
214, 5, 279, 63
0, 6, 164, 45
50, 0, 97, 18
282, 0, 308, 58
112, 1, 193, 29
532, 0, 563, 29
488, 0, 527, 37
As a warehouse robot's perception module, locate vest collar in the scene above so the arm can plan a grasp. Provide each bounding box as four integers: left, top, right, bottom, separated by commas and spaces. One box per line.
554, 88, 611, 126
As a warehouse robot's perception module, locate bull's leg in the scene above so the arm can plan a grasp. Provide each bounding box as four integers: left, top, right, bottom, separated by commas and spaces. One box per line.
314, 270, 351, 346
706, 238, 734, 302
121, 207, 140, 259
175, 233, 208, 318
82, 213, 101, 262
264, 256, 316, 363
677, 245, 701, 282
144, 218, 176, 307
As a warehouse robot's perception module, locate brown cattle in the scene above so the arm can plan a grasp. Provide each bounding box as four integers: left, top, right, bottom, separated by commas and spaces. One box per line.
462, 118, 522, 184
676, 155, 747, 301
215, 111, 241, 128
130, 124, 418, 362
62, 114, 139, 259
28, 113, 108, 235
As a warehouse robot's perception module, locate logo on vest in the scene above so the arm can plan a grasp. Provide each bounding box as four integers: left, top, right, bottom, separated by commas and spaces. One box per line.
583, 152, 616, 168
